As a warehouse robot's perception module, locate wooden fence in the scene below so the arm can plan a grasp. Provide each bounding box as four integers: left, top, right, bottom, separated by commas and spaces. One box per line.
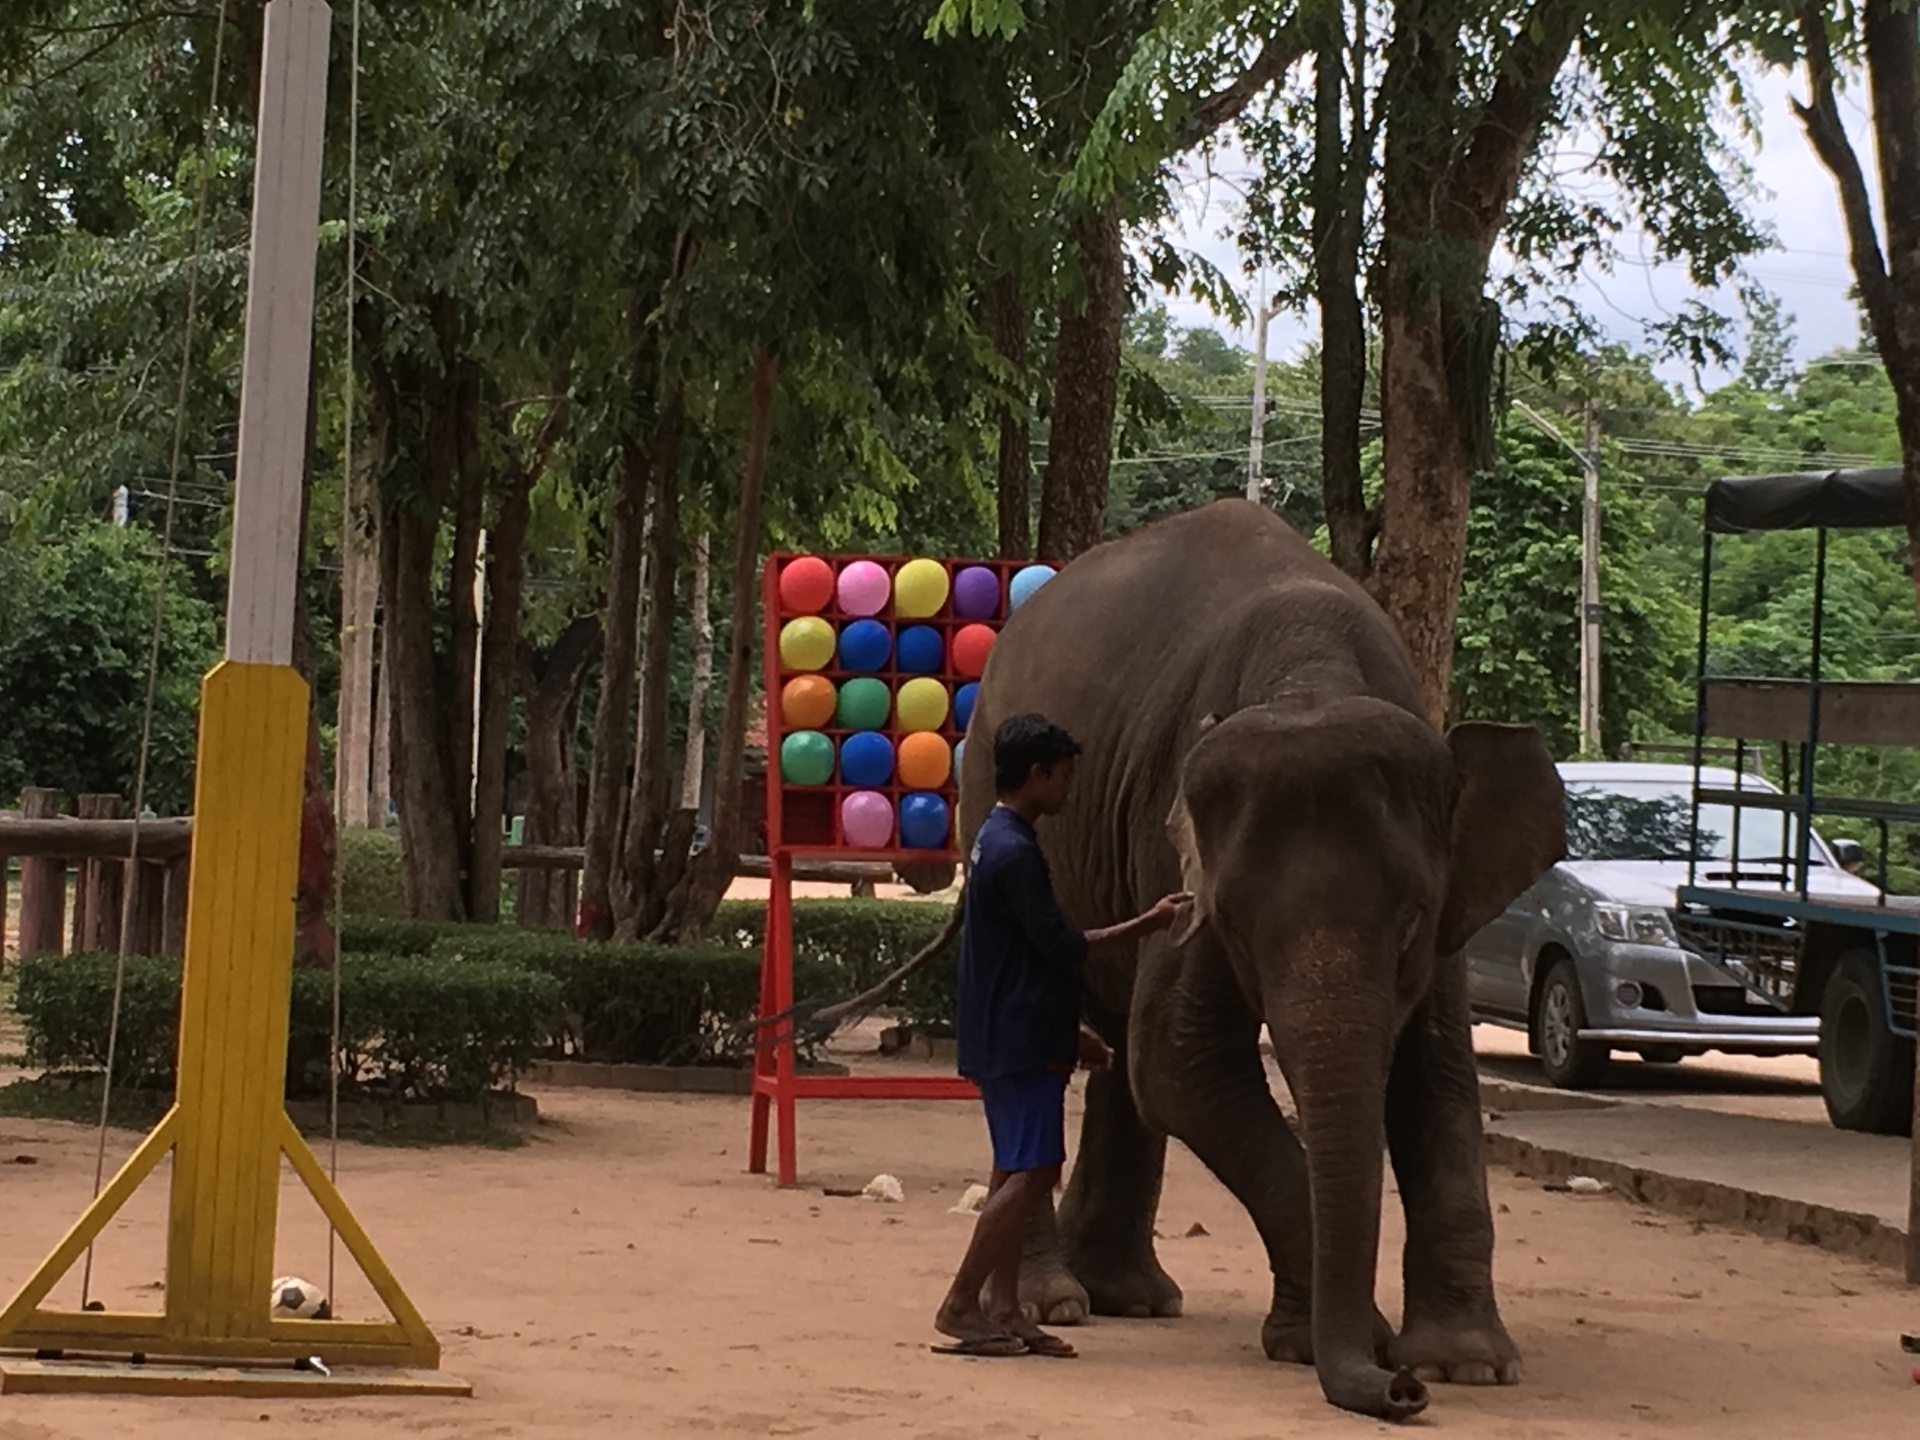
0, 789, 902, 961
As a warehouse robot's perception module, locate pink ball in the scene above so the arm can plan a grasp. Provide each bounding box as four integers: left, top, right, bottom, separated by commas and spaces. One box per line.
840, 790, 895, 849
836, 560, 892, 617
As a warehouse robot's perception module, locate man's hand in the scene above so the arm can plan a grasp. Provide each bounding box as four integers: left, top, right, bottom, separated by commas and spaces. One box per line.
1076, 1023, 1113, 1071
1139, 892, 1194, 933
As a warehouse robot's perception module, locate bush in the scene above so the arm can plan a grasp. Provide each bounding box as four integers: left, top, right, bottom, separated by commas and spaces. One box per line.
708, 898, 959, 1029
430, 929, 780, 1065
15, 952, 559, 1102
338, 828, 408, 919
338, 914, 475, 957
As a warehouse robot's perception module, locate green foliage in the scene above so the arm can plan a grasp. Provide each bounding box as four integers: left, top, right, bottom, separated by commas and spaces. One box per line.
15, 952, 559, 1102
337, 827, 409, 919
709, 897, 959, 1030
1450, 423, 1690, 756
0, 521, 218, 811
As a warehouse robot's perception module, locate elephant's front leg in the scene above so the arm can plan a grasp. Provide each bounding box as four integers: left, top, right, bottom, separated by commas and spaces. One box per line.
1384, 960, 1522, 1387
1016, 1003, 1183, 1324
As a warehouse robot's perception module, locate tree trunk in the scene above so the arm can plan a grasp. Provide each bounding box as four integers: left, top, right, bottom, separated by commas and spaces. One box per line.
619, 389, 687, 939
516, 617, 600, 929
1314, 24, 1374, 581
291, 336, 334, 969
662, 348, 777, 942
467, 456, 535, 922
680, 520, 714, 811
446, 359, 484, 851
335, 441, 379, 827
988, 271, 1032, 559
370, 598, 392, 826
1037, 200, 1125, 562
578, 305, 655, 940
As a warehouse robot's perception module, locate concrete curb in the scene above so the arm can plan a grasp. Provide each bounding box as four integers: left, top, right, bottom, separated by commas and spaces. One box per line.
524, 1060, 850, 1095
1481, 1128, 1907, 1274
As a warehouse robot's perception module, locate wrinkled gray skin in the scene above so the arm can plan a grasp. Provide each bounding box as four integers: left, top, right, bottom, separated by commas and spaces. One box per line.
958, 500, 1565, 1422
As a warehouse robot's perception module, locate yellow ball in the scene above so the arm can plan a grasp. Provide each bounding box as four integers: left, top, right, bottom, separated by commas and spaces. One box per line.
896, 677, 950, 733
778, 616, 836, 672
893, 558, 951, 619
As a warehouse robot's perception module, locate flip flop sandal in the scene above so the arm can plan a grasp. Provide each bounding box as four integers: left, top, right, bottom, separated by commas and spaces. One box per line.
1017, 1332, 1077, 1359
929, 1333, 1028, 1358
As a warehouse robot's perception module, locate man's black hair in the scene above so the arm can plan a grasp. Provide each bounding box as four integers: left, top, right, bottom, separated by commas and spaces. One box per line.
992, 713, 1082, 794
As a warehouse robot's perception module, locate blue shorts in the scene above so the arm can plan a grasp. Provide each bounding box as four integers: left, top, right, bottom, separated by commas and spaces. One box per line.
977, 1065, 1069, 1173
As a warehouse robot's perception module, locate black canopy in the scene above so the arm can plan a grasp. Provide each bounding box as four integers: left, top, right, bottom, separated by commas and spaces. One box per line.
1705, 467, 1909, 534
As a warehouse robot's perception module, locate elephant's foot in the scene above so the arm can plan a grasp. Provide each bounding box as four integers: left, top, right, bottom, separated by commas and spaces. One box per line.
1389, 1313, 1522, 1386
1260, 1303, 1394, 1365
1061, 1244, 1183, 1319
1016, 1250, 1090, 1326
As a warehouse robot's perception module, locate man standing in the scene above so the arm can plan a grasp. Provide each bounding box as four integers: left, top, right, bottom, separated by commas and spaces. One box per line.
933, 713, 1188, 1358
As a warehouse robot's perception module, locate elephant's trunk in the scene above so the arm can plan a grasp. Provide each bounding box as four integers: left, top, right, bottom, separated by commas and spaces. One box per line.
1273, 932, 1430, 1422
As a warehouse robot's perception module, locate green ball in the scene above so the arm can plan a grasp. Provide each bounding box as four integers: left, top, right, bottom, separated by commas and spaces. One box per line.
836, 677, 892, 731
780, 730, 834, 786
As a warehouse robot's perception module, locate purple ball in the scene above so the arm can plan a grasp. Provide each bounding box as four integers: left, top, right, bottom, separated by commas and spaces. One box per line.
952, 565, 1002, 620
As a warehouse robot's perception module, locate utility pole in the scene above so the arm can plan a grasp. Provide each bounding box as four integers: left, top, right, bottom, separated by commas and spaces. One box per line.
1579, 399, 1602, 757
1247, 291, 1281, 502
1512, 397, 1606, 757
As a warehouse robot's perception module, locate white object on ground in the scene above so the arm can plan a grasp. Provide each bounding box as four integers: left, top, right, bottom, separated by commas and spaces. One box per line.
949, 1183, 990, 1215
863, 1173, 905, 1203
1567, 1176, 1610, 1195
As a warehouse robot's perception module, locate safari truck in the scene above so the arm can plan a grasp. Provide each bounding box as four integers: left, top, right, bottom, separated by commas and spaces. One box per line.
1674, 467, 1920, 1135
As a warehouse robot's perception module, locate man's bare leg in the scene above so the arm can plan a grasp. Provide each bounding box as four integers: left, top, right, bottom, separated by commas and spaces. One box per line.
936, 1166, 1068, 1352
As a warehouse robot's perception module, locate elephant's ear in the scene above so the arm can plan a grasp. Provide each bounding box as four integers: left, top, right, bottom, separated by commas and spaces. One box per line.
1165, 794, 1213, 947
1435, 722, 1566, 956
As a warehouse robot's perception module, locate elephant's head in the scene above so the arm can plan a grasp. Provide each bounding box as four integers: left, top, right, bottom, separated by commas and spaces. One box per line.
1165, 697, 1564, 1417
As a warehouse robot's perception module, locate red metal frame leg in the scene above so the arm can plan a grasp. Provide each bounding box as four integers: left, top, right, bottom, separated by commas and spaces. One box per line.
770, 853, 799, 1186
747, 901, 779, 1175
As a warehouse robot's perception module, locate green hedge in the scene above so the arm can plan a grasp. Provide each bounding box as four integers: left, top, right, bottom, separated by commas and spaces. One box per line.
337, 827, 408, 918
708, 899, 959, 1031
15, 952, 559, 1103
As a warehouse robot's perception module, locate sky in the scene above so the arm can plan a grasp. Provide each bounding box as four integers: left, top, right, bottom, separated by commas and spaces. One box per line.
1155, 65, 1877, 397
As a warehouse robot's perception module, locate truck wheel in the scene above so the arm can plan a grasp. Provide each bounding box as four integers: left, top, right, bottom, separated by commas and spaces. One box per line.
1535, 959, 1611, 1089
1819, 948, 1914, 1135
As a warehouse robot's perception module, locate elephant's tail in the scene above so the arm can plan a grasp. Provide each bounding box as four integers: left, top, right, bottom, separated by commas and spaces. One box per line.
736, 893, 965, 1051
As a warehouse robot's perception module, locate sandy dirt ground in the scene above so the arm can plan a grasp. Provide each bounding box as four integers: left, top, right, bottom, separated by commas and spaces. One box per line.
0, 1052, 1914, 1440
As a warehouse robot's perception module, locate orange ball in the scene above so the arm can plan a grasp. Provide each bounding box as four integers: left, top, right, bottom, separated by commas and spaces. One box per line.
952, 623, 996, 679
781, 675, 837, 731
777, 556, 835, 614
897, 732, 953, 790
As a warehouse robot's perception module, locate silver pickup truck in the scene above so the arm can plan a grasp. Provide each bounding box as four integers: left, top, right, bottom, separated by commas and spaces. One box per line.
1465, 761, 1880, 1086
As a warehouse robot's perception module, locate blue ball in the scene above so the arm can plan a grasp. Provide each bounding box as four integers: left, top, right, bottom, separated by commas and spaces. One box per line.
839, 731, 895, 788
954, 682, 980, 733
897, 624, 945, 674
1009, 564, 1057, 611
837, 618, 891, 673
899, 791, 951, 850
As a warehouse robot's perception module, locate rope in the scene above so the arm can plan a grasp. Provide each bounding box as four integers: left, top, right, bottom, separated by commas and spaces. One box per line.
80, 0, 232, 1312
328, 0, 365, 1313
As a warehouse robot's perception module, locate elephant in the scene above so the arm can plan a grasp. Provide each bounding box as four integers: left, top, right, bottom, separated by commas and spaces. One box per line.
954, 498, 1565, 1421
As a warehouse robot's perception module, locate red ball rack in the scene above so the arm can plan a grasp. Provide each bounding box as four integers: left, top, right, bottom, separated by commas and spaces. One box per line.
749, 551, 1028, 1186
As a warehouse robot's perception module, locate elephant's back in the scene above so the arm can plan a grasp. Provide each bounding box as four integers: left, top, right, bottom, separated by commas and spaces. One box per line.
959, 500, 1419, 926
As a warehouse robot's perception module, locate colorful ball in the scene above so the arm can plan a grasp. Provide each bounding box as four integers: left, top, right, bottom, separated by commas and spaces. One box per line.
840, 790, 895, 849
955, 681, 980, 733
952, 623, 996, 679
953, 565, 1002, 620
839, 731, 895, 788
838, 618, 892, 672
836, 677, 891, 731
898, 732, 952, 789
894, 558, 951, 618
778, 616, 835, 672
1009, 563, 1057, 611
779, 731, 834, 786
777, 556, 835, 615
896, 677, 950, 733
837, 559, 892, 617
896, 624, 944, 674
899, 792, 952, 850
781, 675, 837, 731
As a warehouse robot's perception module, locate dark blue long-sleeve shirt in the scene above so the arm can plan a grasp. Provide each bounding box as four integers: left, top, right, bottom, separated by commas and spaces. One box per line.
956, 806, 1088, 1081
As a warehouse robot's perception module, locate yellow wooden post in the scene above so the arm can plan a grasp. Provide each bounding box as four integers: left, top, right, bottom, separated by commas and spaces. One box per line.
0, 0, 459, 1396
